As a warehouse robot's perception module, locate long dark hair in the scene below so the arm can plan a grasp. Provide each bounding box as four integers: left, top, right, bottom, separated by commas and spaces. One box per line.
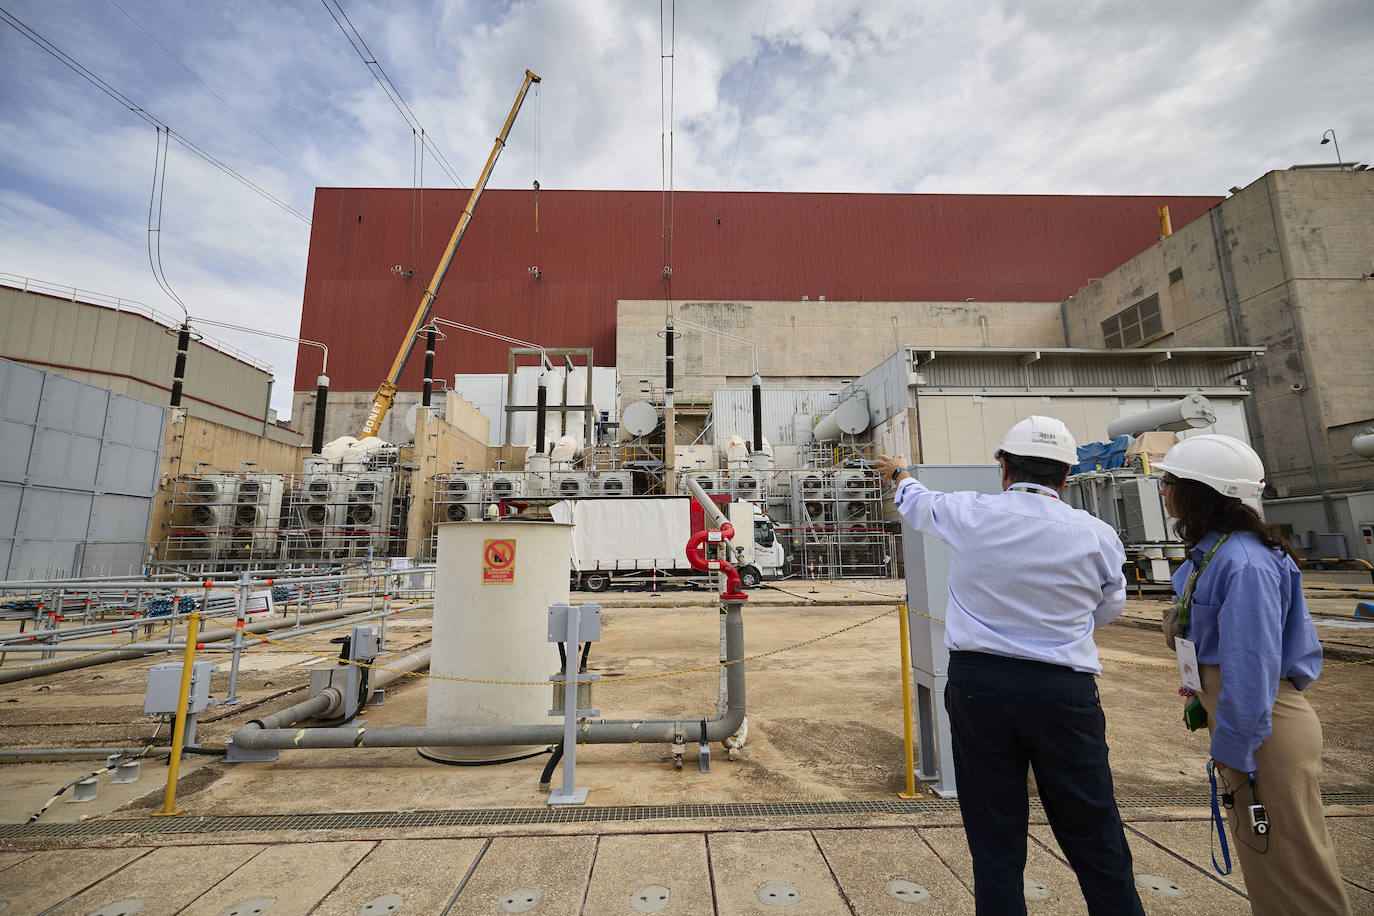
1170, 476, 1293, 558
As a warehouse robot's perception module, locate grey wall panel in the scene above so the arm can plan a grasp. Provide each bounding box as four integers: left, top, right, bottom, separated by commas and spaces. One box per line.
18, 487, 94, 541
75, 384, 108, 435
38, 373, 80, 430
32, 430, 102, 488
0, 419, 34, 480
105, 394, 136, 441
0, 360, 43, 422
12, 538, 78, 578
132, 399, 164, 448
90, 494, 151, 541
0, 482, 21, 535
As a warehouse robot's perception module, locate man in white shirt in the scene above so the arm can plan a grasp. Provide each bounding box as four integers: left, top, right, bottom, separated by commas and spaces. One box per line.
876, 416, 1144, 916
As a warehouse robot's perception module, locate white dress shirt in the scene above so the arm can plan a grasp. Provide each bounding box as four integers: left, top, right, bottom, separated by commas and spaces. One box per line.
894, 476, 1127, 674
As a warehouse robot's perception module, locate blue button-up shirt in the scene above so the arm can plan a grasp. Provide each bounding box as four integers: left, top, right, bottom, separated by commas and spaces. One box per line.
894, 476, 1127, 675
1171, 530, 1323, 771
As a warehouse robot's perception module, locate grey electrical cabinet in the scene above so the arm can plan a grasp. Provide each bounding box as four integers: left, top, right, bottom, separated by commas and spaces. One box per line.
144, 661, 216, 715
901, 464, 1002, 797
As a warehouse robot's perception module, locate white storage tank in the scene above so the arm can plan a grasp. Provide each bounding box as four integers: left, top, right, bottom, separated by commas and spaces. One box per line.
422, 519, 569, 763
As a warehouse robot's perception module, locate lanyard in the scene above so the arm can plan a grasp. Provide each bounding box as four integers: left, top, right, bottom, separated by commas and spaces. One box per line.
1178, 532, 1231, 634
1007, 483, 1059, 499
1207, 761, 1233, 875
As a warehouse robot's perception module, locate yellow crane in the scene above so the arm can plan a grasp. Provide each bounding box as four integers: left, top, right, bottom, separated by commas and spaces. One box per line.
358, 68, 541, 438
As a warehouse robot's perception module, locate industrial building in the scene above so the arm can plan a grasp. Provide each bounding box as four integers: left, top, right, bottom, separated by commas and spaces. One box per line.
5, 170, 1371, 572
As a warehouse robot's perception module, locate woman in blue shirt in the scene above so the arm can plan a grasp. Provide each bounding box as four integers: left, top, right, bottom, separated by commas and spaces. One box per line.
1157, 435, 1349, 915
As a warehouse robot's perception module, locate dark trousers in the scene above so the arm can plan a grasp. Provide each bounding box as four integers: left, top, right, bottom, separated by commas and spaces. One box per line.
945, 651, 1144, 916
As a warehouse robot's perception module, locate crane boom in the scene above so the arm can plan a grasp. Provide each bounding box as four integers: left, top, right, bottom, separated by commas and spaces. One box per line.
359, 68, 541, 439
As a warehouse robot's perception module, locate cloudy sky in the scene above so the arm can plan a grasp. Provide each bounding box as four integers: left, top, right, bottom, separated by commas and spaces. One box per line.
2, 0, 1369, 418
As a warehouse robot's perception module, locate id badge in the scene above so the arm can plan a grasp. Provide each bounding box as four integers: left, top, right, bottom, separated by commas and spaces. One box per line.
1176, 637, 1203, 692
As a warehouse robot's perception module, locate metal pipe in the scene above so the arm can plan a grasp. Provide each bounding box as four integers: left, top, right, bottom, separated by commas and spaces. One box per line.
684, 476, 728, 528
0, 566, 429, 591
230, 603, 745, 751
0, 746, 176, 762
0, 603, 405, 685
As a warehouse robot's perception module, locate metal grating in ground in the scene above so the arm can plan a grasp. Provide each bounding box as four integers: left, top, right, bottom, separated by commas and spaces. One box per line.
3, 793, 1371, 840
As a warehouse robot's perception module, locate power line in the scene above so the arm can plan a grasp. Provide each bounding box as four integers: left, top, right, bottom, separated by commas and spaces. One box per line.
106, 0, 318, 187
0, 5, 311, 225
318, 0, 468, 189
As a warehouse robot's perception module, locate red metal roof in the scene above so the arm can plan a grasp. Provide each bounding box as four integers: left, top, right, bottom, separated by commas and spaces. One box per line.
296, 188, 1220, 391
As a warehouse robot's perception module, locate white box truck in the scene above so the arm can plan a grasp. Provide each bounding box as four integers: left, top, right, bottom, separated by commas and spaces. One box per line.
552, 495, 784, 591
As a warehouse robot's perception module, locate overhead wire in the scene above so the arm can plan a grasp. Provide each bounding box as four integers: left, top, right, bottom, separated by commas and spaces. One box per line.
146, 126, 187, 318
105, 0, 318, 187
725, 0, 772, 190
0, 6, 311, 225
318, 0, 467, 189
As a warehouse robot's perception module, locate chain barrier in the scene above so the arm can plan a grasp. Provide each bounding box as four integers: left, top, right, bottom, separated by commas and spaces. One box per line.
203, 607, 903, 686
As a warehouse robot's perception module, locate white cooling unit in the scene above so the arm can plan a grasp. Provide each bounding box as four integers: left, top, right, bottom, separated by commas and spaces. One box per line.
183, 474, 238, 555
552, 472, 592, 499
593, 471, 632, 496
487, 474, 527, 501
731, 470, 765, 501
442, 501, 479, 523
836, 470, 873, 500
796, 471, 828, 498
233, 474, 285, 556
298, 473, 348, 554
345, 473, 396, 555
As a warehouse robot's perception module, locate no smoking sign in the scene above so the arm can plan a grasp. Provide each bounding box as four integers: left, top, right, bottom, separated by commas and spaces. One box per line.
482, 538, 516, 584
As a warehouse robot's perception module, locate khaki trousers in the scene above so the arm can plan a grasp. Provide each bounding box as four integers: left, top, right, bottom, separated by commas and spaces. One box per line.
1195, 664, 1351, 916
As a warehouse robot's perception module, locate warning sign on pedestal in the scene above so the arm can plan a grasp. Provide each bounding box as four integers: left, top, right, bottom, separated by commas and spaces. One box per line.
483, 539, 516, 584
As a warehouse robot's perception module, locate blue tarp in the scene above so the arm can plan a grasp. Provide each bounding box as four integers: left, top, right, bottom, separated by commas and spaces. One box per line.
1071, 435, 1133, 475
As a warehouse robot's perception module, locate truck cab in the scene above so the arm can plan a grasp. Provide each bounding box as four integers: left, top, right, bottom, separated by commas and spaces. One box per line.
751, 507, 786, 581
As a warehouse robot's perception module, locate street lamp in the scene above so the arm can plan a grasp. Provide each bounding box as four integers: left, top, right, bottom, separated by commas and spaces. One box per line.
1320, 130, 1344, 170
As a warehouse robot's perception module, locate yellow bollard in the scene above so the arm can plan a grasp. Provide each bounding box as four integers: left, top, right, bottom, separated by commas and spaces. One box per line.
153, 611, 200, 816
896, 603, 919, 799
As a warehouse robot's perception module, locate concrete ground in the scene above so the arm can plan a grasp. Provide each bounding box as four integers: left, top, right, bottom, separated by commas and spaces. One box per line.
1, 578, 1371, 914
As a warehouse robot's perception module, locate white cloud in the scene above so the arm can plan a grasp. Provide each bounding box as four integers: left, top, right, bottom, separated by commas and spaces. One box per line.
2, 0, 1371, 418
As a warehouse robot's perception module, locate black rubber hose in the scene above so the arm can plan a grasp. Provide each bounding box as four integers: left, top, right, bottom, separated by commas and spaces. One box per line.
539, 743, 564, 791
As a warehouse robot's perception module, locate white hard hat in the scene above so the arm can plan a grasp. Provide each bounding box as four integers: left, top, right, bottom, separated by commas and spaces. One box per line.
1155, 434, 1265, 499
994, 415, 1078, 465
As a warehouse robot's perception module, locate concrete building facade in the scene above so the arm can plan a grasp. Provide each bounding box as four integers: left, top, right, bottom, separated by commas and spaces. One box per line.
1061, 169, 1374, 494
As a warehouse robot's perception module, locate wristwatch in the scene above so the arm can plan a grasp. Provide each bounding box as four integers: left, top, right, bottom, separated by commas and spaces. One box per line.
890, 466, 908, 483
